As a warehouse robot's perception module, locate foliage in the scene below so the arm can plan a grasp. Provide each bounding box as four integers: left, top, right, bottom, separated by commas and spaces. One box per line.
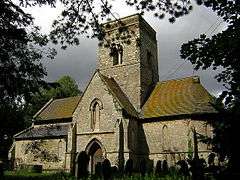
15, 0, 196, 49
0, 0, 55, 160
180, 0, 240, 172
0, 0, 56, 105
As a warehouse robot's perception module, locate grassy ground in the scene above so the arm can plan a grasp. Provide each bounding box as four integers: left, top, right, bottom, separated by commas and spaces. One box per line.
3, 170, 192, 180
3, 171, 75, 180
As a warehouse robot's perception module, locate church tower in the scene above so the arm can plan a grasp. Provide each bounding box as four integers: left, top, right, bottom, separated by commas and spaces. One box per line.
98, 14, 159, 111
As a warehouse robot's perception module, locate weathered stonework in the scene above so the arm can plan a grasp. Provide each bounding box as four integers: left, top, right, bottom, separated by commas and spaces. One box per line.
141, 119, 212, 167
15, 138, 66, 170
98, 14, 159, 111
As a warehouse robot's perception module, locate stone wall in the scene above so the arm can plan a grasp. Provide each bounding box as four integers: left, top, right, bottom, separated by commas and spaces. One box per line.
15, 138, 67, 170
73, 72, 139, 168
141, 119, 212, 167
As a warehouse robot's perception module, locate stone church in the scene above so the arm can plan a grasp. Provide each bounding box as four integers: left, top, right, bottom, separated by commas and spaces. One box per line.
13, 14, 217, 173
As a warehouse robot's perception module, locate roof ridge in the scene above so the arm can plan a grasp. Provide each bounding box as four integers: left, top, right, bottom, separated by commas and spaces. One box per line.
53, 95, 82, 101
159, 76, 199, 84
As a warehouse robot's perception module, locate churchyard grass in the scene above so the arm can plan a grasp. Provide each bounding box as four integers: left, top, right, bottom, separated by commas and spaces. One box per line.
3, 171, 185, 180
3, 170, 215, 180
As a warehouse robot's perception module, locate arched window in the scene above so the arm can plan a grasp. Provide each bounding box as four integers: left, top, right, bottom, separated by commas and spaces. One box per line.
58, 140, 63, 158
162, 125, 169, 151
110, 44, 123, 65
90, 99, 103, 131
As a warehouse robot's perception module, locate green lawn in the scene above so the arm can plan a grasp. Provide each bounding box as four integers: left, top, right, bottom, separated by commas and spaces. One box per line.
3, 171, 213, 180
3, 171, 75, 180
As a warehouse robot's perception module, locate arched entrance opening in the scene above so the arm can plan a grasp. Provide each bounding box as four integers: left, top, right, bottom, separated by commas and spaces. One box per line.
86, 139, 105, 174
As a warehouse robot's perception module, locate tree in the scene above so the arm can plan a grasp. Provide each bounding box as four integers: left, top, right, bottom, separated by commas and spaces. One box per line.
0, 0, 56, 161
0, 0, 56, 105
180, 0, 240, 173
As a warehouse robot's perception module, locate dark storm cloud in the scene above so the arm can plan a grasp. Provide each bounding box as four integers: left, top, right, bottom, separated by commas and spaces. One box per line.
43, 39, 98, 91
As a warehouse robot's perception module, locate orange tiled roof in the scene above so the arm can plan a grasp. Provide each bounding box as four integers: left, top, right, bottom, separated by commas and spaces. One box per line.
142, 76, 217, 118
34, 96, 81, 120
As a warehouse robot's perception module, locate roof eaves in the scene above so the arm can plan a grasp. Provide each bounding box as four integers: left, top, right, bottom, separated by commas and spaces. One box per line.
142, 111, 218, 122
14, 126, 33, 138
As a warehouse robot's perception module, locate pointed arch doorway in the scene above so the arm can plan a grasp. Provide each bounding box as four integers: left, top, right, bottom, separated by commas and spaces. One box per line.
85, 139, 105, 174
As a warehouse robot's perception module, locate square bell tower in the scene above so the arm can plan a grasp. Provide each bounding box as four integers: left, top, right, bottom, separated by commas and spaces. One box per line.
98, 14, 159, 112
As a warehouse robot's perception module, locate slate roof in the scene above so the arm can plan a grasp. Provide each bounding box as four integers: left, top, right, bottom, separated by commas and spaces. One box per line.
142, 76, 217, 118
34, 96, 81, 121
14, 124, 69, 140
99, 73, 139, 117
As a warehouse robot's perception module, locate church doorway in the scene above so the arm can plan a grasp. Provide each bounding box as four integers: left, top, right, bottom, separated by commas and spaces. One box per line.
86, 139, 105, 174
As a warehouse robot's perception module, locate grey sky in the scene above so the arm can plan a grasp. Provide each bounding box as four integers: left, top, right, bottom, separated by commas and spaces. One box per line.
26, 1, 227, 96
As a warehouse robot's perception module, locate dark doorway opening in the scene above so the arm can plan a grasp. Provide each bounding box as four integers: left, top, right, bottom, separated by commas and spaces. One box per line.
88, 142, 104, 174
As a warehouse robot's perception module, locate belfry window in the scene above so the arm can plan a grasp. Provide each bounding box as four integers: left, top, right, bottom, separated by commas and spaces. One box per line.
91, 102, 99, 130
110, 44, 123, 65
